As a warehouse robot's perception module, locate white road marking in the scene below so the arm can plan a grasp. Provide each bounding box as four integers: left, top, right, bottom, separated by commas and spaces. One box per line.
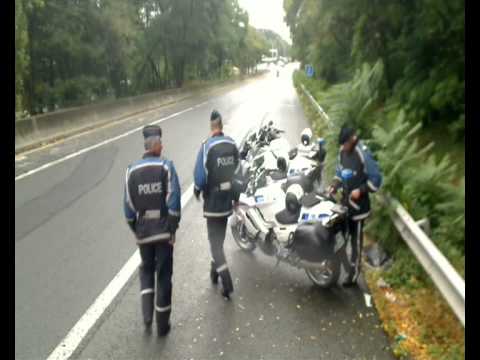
46, 183, 195, 360
15, 107, 194, 182
193, 100, 210, 108
15, 155, 27, 162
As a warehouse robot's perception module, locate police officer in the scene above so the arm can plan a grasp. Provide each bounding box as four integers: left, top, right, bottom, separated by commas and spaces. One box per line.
193, 110, 240, 299
123, 125, 181, 336
327, 125, 382, 286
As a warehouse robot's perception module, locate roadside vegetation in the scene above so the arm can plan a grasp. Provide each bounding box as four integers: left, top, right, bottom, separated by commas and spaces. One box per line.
286, 0, 464, 358
15, 0, 291, 119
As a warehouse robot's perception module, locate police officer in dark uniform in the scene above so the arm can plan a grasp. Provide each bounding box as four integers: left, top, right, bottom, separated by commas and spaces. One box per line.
328, 126, 382, 286
193, 110, 240, 299
123, 125, 181, 336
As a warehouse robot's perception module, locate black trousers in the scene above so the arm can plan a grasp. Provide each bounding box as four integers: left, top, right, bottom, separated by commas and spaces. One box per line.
206, 217, 234, 293
206, 217, 228, 269
139, 241, 173, 330
347, 219, 364, 281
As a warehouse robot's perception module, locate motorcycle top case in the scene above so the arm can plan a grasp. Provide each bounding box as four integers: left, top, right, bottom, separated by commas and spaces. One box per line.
291, 222, 336, 263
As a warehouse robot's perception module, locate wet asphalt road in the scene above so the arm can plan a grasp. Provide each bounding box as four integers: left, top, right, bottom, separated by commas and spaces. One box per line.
15, 64, 394, 360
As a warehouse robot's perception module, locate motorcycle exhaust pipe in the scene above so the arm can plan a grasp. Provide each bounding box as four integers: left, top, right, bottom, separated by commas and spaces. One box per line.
297, 258, 329, 270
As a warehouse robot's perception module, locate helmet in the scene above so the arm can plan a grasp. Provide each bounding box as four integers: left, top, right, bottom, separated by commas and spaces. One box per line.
339, 125, 355, 145
300, 128, 313, 146
210, 110, 222, 122
285, 184, 304, 213
143, 125, 162, 139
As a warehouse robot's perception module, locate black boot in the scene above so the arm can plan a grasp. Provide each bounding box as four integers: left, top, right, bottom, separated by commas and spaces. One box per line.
144, 320, 152, 334
210, 261, 219, 285
343, 264, 357, 287
219, 269, 234, 299
157, 322, 171, 337
156, 310, 171, 337
141, 292, 154, 333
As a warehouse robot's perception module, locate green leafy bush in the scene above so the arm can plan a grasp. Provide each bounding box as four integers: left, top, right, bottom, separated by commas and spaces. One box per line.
295, 62, 465, 283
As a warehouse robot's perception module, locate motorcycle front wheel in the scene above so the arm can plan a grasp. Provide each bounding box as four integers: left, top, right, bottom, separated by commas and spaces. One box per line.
305, 257, 340, 288
230, 220, 256, 252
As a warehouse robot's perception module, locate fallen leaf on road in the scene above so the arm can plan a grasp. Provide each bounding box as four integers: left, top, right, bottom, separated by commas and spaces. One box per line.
385, 291, 397, 303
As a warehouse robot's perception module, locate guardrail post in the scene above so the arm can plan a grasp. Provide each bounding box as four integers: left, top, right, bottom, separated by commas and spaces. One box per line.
415, 218, 431, 236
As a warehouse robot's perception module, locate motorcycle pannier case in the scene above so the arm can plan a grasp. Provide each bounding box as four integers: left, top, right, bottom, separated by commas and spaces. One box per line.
291, 222, 335, 262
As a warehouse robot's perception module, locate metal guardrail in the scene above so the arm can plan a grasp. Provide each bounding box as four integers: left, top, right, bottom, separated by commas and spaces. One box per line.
300, 83, 465, 327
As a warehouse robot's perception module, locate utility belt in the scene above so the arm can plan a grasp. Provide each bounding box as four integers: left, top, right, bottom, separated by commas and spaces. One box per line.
139, 209, 163, 220
209, 181, 232, 193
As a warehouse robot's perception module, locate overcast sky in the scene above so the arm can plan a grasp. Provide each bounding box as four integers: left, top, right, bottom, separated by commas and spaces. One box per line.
238, 0, 292, 44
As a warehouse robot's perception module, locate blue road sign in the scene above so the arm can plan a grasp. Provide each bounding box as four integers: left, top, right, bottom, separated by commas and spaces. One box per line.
305, 64, 314, 78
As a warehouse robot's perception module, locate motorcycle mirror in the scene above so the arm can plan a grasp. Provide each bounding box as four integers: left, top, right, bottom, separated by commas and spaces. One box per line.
268, 121, 273, 126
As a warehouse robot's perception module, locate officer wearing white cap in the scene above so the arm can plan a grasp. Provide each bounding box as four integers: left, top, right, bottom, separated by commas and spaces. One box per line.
123, 124, 181, 336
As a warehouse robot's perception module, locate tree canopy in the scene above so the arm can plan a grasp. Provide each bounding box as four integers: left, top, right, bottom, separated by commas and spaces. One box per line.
284, 0, 464, 139
15, 0, 277, 117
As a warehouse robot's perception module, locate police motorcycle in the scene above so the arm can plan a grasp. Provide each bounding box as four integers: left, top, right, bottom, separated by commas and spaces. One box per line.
230, 159, 354, 289
239, 124, 325, 187
239, 121, 288, 163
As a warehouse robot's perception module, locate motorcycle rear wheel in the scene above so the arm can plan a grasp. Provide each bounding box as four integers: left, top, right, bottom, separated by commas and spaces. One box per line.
305, 257, 340, 288
231, 221, 256, 252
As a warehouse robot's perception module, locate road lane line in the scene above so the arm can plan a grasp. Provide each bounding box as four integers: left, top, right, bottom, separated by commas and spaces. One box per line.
15, 107, 194, 182
193, 100, 210, 108
46, 183, 195, 360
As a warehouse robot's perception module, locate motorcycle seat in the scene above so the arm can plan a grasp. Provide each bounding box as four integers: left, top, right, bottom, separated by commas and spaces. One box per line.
301, 192, 322, 208
270, 170, 287, 181
281, 174, 313, 194
275, 208, 300, 225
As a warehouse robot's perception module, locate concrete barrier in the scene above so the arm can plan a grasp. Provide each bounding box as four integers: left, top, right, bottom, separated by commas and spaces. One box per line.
14, 71, 268, 154
15, 86, 193, 153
